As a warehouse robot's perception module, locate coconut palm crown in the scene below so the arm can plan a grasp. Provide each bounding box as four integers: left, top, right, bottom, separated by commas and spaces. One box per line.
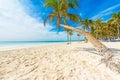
44, 0, 82, 28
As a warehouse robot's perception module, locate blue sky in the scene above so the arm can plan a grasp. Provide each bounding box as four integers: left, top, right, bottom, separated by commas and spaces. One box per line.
20, 0, 120, 21
0, 0, 120, 41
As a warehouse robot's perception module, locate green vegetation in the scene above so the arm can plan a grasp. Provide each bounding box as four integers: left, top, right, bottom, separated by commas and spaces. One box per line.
68, 30, 73, 44
82, 12, 120, 41
44, 0, 81, 27
44, 0, 81, 43
44, 0, 120, 42
44, 0, 120, 73
77, 33, 81, 41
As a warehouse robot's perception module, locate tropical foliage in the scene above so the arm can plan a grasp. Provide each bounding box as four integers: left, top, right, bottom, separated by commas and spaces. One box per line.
44, 0, 120, 42
44, 0, 120, 73
68, 30, 73, 43
44, 0, 81, 43
81, 12, 120, 41
77, 33, 81, 41
44, 0, 81, 27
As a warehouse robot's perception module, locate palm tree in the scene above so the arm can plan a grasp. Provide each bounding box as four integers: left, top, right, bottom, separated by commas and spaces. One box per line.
44, 0, 120, 73
81, 18, 90, 42
94, 18, 102, 39
95, 22, 107, 40
60, 24, 120, 73
82, 18, 89, 31
101, 23, 110, 40
89, 19, 116, 41
44, 0, 81, 44
66, 29, 70, 44
77, 33, 81, 41
68, 30, 73, 44
106, 19, 117, 41
111, 11, 120, 39
89, 20, 95, 34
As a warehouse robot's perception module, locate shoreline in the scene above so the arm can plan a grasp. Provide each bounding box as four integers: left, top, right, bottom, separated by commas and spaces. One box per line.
0, 41, 119, 51
0, 42, 67, 51
0, 42, 120, 80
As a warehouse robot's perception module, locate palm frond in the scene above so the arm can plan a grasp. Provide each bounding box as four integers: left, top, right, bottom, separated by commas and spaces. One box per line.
44, 0, 58, 11
68, 0, 79, 9
44, 13, 56, 26
66, 13, 81, 23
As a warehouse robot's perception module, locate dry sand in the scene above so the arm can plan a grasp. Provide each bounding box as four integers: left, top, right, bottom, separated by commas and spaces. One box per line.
0, 42, 120, 80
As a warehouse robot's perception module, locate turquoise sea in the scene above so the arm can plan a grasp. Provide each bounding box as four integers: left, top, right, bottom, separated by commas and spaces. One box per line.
0, 41, 67, 47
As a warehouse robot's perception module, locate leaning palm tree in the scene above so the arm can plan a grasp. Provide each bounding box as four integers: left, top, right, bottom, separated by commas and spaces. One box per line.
44, 0, 120, 73
60, 24, 120, 73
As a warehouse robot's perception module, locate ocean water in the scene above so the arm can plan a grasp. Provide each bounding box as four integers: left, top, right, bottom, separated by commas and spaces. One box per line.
0, 41, 66, 49
0, 41, 66, 46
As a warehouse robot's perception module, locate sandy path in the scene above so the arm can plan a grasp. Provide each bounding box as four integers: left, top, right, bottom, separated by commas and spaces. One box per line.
0, 42, 120, 80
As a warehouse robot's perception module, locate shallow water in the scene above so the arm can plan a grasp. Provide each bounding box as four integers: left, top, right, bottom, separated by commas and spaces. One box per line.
0, 41, 67, 50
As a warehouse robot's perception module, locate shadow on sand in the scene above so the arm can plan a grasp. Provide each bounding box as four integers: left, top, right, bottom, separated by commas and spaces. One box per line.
74, 47, 120, 56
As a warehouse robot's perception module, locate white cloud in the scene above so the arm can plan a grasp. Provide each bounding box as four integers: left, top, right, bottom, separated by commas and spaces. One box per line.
91, 4, 120, 20
0, 0, 79, 41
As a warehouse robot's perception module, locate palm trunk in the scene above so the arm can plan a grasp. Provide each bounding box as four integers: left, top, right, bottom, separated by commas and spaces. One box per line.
60, 24, 120, 73
70, 35, 71, 44
67, 31, 69, 44
61, 24, 109, 55
117, 25, 120, 40
84, 37, 88, 43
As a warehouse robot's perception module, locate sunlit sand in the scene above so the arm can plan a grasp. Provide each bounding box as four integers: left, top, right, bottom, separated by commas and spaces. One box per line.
0, 42, 120, 80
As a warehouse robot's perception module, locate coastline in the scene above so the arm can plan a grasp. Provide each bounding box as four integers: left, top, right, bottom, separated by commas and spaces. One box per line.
0, 42, 67, 51
0, 41, 120, 80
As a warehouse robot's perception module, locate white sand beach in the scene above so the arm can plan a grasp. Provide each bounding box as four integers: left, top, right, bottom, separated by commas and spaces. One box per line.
0, 42, 120, 80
